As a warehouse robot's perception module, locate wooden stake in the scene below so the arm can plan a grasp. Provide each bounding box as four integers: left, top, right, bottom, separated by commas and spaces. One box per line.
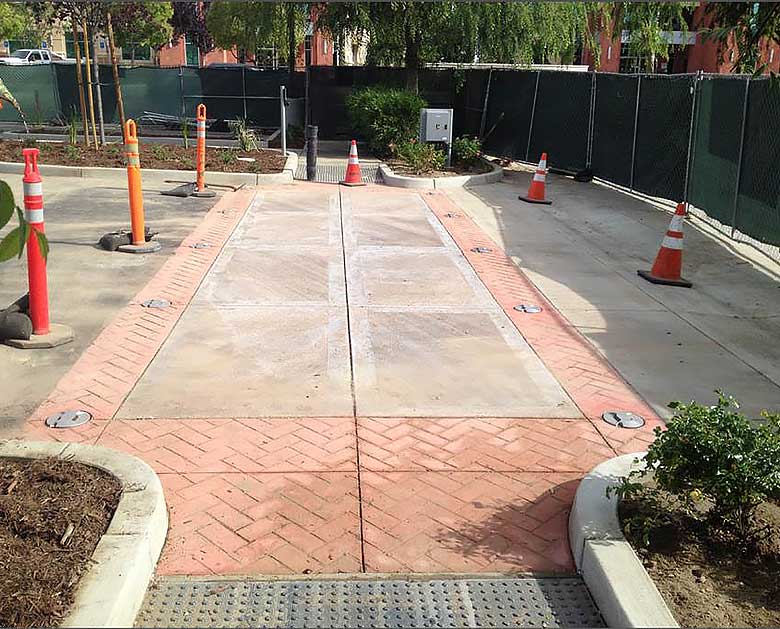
82, 18, 98, 148
71, 21, 90, 147
106, 13, 126, 137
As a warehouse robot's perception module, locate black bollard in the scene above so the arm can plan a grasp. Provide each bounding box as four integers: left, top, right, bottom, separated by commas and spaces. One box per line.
306, 125, 318, 182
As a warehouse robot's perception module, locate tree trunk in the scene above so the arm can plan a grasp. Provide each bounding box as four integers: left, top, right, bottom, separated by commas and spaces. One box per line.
82, 19, 98, 148
92, 38, 106, 145
287, 3, 296, 75
404, 30, 421, 93
71, 21, 90, 147
106, 13, 126, 136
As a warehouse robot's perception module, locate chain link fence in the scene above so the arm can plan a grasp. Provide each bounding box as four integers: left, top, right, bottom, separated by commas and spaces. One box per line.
481, 68, 780, 257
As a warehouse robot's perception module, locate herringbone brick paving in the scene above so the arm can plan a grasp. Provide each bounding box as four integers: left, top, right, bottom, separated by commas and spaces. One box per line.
5, 184, 666, 577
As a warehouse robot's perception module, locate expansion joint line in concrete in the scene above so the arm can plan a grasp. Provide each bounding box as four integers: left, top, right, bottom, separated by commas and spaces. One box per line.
337, 185, 367, 573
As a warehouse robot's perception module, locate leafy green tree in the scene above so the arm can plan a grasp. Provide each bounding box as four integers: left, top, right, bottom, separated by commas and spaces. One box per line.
317, 2, 598, 91
704, 2, 780, 74
110, 2, 173, 64
0, 3, 34, 41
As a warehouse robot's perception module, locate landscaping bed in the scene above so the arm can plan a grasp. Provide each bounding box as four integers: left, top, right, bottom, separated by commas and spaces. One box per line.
0, 139, 286, 173
384, 157, 492, 178
621, 489, 780, 627
611, 394, 780, 628
0, 457, 121, 627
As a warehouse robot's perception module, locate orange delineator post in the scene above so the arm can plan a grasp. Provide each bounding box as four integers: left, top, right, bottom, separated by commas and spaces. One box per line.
196, 104, 206, 192
124, 119, 145, 245
22, 148, 49, 335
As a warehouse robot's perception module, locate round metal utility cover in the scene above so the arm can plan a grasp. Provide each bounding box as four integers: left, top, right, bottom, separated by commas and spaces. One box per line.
142, 298, 171, 309
513, 304, 542, 314
470, 246, 493, 254
602, 411, 645, 429
45, 410, 92, 429
190, 242, 212, 249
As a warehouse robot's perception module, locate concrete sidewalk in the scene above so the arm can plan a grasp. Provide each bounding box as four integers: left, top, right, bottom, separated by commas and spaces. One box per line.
447, 167, 780, 419
6, 181, 659, 579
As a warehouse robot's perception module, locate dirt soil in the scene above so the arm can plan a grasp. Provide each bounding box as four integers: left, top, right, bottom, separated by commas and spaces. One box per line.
386, 158, 492, 178
0, 457, 122, 628
0, 139, 286, 173
621, 493, 780, 627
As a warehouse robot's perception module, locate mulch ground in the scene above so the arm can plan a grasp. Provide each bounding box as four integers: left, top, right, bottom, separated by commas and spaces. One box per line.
0, 457, 121, 628
385, 158, 492, 178
0, 139, 286, 173
621, 494, 780, 627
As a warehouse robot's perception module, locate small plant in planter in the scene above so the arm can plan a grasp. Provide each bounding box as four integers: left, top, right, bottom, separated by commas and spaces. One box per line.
395, 140, 445, 175
611, 393, 780, 548
452, 135, 482, 167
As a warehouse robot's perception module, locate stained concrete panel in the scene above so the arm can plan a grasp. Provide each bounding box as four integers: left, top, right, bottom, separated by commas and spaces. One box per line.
351, 309, 579, 418
117, 305, 353, 418
350, 214, 443, 248
348, 248, 493, 309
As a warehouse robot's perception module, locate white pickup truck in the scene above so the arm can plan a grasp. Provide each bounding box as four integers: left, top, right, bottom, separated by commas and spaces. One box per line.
0, 49, 68, 65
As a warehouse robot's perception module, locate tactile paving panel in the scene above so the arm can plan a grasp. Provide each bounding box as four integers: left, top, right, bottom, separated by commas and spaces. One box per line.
295, 161, 381, 184
137, 577, 603, 628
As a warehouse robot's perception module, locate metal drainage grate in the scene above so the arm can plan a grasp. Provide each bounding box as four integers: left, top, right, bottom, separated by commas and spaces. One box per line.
142, 298, 171, 309
602, 411, 646, 429
137, 577, 603, 628
470, 246, 493, 254
514, 304, 543, 314
294, 161, 380, 184
45, 410, 92, 429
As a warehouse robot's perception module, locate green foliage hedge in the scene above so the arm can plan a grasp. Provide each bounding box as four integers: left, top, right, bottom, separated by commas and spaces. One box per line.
346, 86, 426, 156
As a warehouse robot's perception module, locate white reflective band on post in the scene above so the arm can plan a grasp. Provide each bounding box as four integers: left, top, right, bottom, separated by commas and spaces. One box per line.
668, 215, 685, 231
23, 182, 43, 196
533, 173, 545, 182
25, 209, 44, 223
661, 235, 684, 250
348, 157, 359, 164
197, 132, 206, 138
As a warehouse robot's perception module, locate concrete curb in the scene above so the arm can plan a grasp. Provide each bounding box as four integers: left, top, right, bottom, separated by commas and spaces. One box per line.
379, 157, 503, 189
569, 452, 678, 628
0, 153, 294, 186
0, 440, 168, 627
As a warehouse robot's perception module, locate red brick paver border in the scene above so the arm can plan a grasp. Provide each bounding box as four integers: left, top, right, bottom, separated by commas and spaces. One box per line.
423, 191, 663, 454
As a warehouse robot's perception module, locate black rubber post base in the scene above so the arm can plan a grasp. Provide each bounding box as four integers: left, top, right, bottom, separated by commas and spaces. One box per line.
519, 195, 552, 205
637, 269, 692, 288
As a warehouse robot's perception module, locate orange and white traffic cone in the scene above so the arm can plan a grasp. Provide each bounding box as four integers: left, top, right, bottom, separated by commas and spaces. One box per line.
341, 140, 366, 187
638, 202, 692, 288
519, 152, 552, 205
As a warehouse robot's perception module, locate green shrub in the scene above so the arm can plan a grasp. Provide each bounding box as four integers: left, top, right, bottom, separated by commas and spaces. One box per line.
396, 140, 445, 175
452, 135, 481, 166
346, 86, 426, 156
613, 393, 780, 545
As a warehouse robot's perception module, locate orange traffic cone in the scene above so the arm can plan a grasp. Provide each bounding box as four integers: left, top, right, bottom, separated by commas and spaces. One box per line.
341, 140, 366, 186
519, 152, 552, 205
638, 202, 692, 288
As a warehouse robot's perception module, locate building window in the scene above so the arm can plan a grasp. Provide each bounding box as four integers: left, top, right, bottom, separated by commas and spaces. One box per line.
619, 41, 645, 74
323, 39, 328, 55
184, 36, 200, 66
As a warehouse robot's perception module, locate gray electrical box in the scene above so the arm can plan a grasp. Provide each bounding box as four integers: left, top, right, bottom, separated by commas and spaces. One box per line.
419, 108, 453, 143
419, 108, 454, 166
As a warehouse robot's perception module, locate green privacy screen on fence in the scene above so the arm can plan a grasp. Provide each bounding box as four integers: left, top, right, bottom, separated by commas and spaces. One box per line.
0, 63, 777, 247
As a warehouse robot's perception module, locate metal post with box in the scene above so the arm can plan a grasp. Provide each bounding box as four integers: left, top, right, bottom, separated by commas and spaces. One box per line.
419, 108, 453, 167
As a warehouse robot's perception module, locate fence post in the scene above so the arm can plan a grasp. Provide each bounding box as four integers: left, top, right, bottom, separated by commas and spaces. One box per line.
280, 85, 287, 156
478, 69, 493, 140
525, 70, 541, 162
629, 74, 642, 191
178, 66, 185, 118
586, 71, 597, 169
731, 76, 751, 238
682, 71, 702, 207
241, 65, 247, 120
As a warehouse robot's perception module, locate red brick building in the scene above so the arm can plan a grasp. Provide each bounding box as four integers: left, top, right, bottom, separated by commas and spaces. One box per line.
581, 3, 780, 74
